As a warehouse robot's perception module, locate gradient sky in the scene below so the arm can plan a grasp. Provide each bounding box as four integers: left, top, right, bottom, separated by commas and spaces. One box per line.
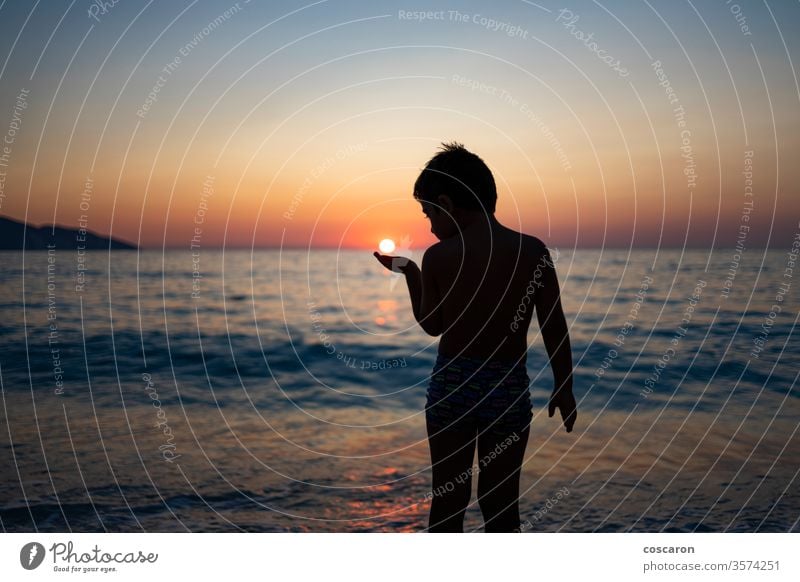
0, 0, 798, 248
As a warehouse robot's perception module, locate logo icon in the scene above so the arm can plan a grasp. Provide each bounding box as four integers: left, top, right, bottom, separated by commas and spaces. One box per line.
20, 542, 46, 570
388, 235, 414, 291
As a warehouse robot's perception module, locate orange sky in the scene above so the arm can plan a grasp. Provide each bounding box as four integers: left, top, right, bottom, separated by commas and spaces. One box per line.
1, 1, 798, 248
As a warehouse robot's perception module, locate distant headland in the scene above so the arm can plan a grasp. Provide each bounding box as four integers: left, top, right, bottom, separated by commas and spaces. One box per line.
0, 215, 137, 250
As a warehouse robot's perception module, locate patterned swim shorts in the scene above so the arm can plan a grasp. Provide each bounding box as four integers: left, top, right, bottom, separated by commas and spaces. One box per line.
425, 353, 533, 436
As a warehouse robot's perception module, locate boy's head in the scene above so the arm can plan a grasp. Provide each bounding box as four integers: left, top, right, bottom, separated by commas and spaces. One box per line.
413, 142, 497, 239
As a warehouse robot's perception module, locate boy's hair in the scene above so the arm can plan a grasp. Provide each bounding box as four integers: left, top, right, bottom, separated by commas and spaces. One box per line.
413, 142, 497, 214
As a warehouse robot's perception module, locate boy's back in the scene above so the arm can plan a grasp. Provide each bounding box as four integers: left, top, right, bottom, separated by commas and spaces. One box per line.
427, 221, 550, 364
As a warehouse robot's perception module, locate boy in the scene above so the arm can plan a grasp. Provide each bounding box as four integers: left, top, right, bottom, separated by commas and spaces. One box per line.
374, 142, 576, 532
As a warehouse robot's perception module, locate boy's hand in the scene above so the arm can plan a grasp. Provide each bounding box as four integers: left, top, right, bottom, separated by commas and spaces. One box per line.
549, 387, 577, 433
373, 252, 418, 274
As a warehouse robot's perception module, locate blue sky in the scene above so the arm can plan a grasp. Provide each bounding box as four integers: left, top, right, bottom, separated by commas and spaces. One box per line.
0, 0, 797, 248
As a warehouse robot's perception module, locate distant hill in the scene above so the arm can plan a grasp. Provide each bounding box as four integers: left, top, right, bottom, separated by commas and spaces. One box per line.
0, 215, 137, 250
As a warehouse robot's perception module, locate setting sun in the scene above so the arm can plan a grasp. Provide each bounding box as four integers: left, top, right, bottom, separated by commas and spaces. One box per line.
378, 238, 396, 254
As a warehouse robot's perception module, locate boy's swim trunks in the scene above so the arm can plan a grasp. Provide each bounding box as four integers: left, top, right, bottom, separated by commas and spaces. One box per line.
425, 352, 533, 436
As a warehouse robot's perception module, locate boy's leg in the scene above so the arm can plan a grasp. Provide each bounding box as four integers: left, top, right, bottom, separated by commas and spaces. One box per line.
425, 416, 477, 533
476, 424, 530, 532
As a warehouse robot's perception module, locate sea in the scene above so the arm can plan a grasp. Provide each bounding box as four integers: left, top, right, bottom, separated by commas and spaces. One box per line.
0, 248, 798, 532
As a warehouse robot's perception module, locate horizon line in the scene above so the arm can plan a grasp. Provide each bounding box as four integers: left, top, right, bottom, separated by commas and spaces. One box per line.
0, 245, 786, 251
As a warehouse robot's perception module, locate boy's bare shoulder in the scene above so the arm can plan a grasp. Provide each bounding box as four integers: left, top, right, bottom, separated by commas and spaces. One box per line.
423, 230, 549, 266
422, 240, 451, 267
504, 228, 548, 256
523, 232, 547, 251
424, 238, 461, 261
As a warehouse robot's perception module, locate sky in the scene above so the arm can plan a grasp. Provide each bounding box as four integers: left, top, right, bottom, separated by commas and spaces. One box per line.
0, 0, 798, 249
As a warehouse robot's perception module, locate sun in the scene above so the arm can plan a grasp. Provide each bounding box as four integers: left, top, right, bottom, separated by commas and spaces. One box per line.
378, 238, 396, 254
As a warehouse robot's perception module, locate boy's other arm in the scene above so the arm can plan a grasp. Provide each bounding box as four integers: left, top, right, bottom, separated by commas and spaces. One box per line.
402, 247, 444, 336
534, 248, 577, 432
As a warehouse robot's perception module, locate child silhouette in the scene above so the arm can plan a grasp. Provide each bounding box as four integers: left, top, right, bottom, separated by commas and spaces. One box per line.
374, 142, 576, 533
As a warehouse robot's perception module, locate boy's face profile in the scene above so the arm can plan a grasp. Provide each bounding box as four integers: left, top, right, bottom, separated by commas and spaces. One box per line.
421, 199, 457, 241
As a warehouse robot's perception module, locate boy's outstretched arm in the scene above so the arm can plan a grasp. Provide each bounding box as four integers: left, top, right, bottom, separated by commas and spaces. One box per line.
373, 248, 443, 336
533, 248, 577, 432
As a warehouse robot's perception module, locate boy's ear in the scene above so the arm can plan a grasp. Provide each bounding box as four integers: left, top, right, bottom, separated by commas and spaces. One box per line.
436, 194, 454, 213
